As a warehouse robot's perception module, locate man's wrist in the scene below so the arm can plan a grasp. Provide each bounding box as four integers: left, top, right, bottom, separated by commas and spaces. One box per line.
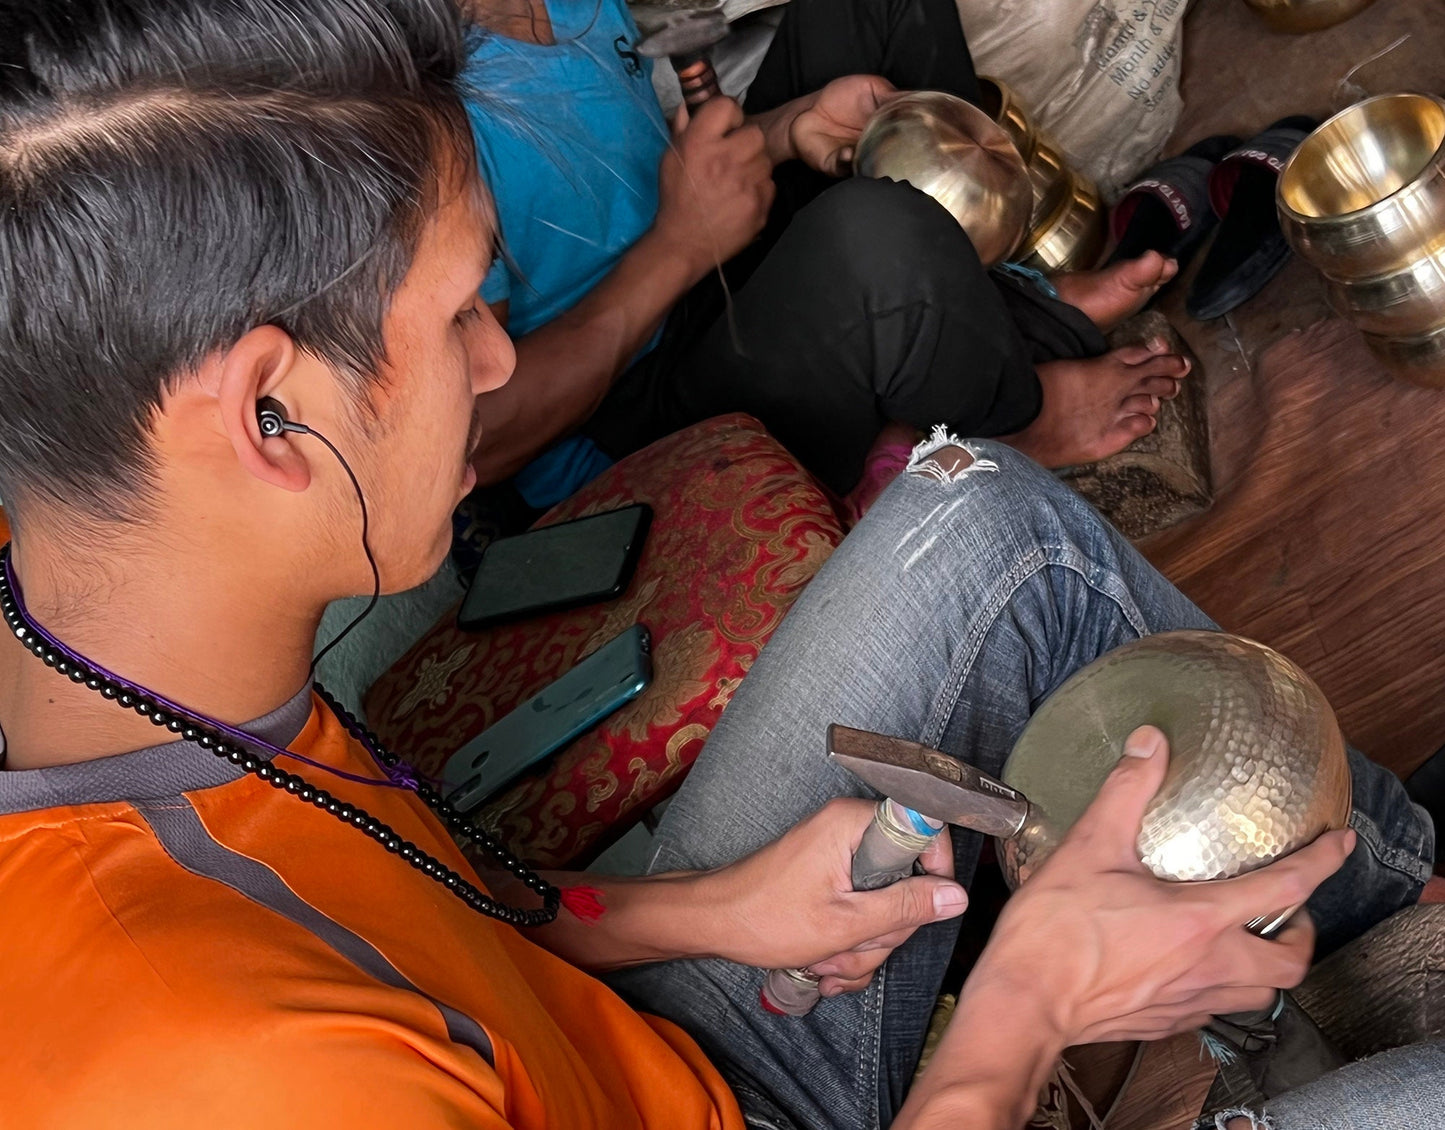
750, 95, 813, 167
898, 977, 1069, 1130
631, 224, 714, 294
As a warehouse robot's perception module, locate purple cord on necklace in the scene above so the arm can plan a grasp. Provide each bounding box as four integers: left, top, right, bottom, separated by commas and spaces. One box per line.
3, 552, 416, 791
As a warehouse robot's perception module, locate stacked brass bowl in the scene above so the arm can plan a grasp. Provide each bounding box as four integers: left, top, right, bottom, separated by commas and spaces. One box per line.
978, 76, 1106, 274
852, 83, 1105, 274
1278, 93, 1445, 387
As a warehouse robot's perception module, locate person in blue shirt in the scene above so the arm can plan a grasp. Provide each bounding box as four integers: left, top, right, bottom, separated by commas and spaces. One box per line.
462, 0, 1191, 506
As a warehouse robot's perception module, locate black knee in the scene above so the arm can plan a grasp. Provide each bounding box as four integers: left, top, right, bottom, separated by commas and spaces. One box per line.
782, 175, 988, 300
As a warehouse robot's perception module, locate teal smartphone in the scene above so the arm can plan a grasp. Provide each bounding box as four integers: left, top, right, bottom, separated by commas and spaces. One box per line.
442, 624, 652, 812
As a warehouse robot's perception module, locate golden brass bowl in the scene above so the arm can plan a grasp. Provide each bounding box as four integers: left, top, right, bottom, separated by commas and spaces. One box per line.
1324, 243, 1445, 335
1241, 0, 1379, 34
998, 631, 1352, 889
854, 90, 1033, 268
1279, 93, 1445, 280
1025, 137, 1072, 230
1017, 170, 1106, 273
1360, 321, 1445, 389
977, 76, 1036, 166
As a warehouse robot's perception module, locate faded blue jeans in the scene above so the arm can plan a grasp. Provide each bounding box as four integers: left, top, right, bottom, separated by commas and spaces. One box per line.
1197, 1040, 1445, 1129
608, 440, 1435, 1130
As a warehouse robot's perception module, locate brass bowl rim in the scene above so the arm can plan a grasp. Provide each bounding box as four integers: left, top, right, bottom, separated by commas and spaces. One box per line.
1278, 92, 1445, 227
1361, 317, 1445, 348
1326, 233, 1445, 285
1017, 170, 1100, 256
859, 89, 1022, 148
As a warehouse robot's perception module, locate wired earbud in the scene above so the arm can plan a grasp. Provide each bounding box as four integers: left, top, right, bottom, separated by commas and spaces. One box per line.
256, 397, 305, 439
255, 396, 381, 674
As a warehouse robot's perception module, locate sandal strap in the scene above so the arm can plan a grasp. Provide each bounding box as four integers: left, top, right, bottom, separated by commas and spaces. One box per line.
1209, 124, 1314, 216
1111, 152, 1216, 241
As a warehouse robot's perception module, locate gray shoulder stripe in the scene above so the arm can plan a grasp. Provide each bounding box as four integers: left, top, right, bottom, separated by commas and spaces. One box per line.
135, 798, 494, 1068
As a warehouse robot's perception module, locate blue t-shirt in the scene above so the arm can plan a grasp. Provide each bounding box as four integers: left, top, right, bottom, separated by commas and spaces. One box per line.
465, 0, 669, 336
463, 0, 669, 508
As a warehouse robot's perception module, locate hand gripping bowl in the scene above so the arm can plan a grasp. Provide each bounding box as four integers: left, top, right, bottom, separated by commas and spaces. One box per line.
853, 90, 1033, 268
999, 632, 1352, 892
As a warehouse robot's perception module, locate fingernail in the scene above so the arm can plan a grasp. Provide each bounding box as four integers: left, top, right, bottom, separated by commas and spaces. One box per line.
1149, 336, 1168, 351
933, 884, 968, 916
1123, 728, 1163, 759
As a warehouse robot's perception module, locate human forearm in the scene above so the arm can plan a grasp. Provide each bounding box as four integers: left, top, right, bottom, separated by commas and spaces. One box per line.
531, 869, 723, 971
893, 968, 1066, 1130
469, 229, 703, 483
486, 799, 966, 977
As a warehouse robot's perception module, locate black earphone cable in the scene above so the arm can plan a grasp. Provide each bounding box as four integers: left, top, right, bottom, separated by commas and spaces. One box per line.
258, 402, 382, 677
292, 421, 382, 677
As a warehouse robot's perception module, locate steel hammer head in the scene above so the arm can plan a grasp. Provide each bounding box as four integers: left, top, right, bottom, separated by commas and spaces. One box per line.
827, 724, 1031, 839
632, 5, 727, 58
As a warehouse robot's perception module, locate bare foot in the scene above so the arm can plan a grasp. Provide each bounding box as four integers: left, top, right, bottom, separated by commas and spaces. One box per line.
841, 421, 919, 525
1052, 251, 1179, 332
1002, 339, 1190, 468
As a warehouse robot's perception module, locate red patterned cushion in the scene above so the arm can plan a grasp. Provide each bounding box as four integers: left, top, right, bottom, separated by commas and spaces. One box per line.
364, 414, 843, 868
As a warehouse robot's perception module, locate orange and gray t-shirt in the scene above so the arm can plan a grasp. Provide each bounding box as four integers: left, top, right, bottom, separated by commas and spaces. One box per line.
0, 690, 744, 1129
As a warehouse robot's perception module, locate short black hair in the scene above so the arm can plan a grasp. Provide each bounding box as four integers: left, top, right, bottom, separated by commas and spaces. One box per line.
0, 0, 475, 521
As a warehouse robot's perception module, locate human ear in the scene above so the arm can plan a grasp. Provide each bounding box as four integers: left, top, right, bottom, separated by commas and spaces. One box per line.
216, 326, 312, 493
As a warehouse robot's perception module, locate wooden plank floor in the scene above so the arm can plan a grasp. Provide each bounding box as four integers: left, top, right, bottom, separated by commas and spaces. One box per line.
1141, 311, 1445, 780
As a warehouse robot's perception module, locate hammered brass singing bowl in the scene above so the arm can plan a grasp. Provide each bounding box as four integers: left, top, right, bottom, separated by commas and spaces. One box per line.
1241, 0, 1379, 34
854, 90, 1033, 268
1324, 242, 1445, 335
998, 631, 1352, 891
1016, 170, 1106, 274
1279, 93, 1445, 280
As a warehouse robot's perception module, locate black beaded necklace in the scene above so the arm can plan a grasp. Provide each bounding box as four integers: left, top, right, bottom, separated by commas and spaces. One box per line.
0, 544, 559, 928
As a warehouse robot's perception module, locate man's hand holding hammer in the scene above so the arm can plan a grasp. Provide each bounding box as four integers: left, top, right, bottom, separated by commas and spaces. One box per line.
518, 726, 1348, 1127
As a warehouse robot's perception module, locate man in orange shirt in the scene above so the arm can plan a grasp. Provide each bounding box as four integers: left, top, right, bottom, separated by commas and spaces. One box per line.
0, 4, 1436, 1130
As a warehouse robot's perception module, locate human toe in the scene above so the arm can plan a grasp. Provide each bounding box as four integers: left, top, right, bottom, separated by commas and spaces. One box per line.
1137, 374, 1184, 399
1121, 393, 1162, 416
1132, 351, 1190, 379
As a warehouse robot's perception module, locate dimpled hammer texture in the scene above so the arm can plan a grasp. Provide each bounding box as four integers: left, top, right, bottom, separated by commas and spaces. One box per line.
998, 631, 1352, 889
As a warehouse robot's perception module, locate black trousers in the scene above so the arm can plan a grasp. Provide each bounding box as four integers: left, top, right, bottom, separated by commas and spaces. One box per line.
585, 0, 1105, 495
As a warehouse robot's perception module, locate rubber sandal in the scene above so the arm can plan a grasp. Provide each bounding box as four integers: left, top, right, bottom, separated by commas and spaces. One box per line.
1186, 116, 1317, 321
1108, 134, 1241, 268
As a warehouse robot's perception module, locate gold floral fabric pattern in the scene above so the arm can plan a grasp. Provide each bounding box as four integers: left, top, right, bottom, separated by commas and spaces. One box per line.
364, 415, 844, 867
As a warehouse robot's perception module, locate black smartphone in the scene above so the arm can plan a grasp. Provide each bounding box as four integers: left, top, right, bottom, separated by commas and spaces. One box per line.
457, 503, 651, 631
442, 625, 653, 812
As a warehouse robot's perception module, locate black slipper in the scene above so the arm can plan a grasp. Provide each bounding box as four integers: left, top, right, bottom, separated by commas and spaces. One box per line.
1186, 116, 1318, 321
1108, 134, 1241, 268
